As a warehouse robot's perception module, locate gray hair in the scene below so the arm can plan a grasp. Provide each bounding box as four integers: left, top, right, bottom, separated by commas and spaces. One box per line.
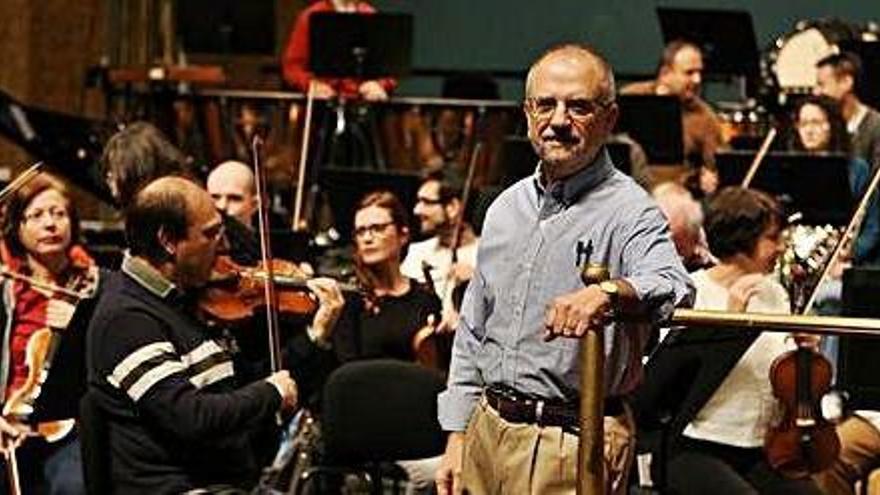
652, 181, 703, 233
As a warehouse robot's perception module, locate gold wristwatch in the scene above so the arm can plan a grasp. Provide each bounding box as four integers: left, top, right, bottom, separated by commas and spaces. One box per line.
598, 280, 619, 314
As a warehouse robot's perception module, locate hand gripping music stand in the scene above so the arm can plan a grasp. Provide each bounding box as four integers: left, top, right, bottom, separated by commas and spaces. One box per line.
657, 7, 761, 100
308, 13, 414, 81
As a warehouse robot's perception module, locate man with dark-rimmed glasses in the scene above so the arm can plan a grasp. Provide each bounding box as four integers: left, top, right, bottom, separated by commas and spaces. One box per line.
435, 43, 693, 495
402, 171, 479, 334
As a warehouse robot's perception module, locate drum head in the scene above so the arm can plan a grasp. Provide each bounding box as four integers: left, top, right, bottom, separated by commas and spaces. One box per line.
774, 27, 839, 90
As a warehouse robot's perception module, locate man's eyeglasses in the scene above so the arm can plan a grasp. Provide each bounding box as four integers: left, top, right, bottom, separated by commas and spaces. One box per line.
525, 97, 613, 121
22, 207, 69, 225
415, 196, 444, 207
353, 221, 395, 239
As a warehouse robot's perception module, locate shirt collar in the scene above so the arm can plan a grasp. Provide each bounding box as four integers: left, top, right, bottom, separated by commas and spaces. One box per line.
533, 147, 615, 206
122, 253, 178, 300
848, 104, 868, 135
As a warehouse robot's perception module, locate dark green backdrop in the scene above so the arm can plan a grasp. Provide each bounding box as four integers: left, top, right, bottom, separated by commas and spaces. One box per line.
372, 0, 880, 97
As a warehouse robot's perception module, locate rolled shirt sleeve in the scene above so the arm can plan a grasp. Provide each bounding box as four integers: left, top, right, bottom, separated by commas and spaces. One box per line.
620, 205, 696, 324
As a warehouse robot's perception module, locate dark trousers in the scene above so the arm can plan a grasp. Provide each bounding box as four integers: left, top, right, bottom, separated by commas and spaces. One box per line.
0, 435, 84, 495
666, 438, 823, 495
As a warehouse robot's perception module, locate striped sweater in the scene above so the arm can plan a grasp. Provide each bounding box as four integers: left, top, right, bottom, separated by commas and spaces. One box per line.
86, 256, 280, 494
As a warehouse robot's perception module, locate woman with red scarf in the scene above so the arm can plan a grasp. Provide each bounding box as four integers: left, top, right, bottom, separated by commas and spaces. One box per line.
0, 174, 101, 494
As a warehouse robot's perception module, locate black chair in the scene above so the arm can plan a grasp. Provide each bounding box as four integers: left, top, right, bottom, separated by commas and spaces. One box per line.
78, 389, 110, 495
295, 359, 447, 495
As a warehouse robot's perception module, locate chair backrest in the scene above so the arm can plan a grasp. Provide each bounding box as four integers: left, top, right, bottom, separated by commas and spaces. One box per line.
79, 389, 111, 495
321, 359, 446, 465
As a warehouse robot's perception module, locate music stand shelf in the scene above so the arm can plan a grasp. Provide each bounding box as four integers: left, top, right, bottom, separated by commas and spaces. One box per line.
309, 13, 413, 80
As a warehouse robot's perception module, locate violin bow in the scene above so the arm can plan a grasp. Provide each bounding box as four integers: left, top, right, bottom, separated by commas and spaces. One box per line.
802, 159, 880, 313
0, 267, 83, 300
0, 162, 44, 205
442, 109, 484, 301
292, 80, 317, 232
252, 136, 283, 373
3, 446, 21, 495
741, 127, 777, 188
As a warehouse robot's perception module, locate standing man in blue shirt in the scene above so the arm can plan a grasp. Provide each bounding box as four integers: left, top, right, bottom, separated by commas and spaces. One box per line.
434, 43, 694, 495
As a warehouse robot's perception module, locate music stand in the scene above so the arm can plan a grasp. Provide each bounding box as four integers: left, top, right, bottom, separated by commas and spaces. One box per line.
839, 266, 880, 410
498, 137, 536, 186
176, 0, 275, 55
309, 13, 413, 80
615, 95, 683, 165
318, 168, 421, 242
657, 7, 761, 98
636, 323, 761, 489
715, 150, 854, 225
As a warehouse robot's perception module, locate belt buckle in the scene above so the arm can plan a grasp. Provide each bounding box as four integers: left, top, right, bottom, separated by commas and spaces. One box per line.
534, 400, 545, 425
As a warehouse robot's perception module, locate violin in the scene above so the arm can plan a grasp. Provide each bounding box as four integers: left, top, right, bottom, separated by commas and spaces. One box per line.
199, 255, 358, 324
1, 261, 99, 441
0, 257, 99, 495
3, 330, 74, 441
764, 341, 841, 478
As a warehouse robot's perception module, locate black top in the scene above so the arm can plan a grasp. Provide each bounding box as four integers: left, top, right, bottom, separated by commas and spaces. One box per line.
86, 258, 281, 494
286, 280, 440, 411
333, 282, 440, 362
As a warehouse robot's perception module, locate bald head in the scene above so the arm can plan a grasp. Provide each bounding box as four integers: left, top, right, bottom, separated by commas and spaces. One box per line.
207, 160, 257, 227
652, 182, 704, 263
523, 43, 619, 182
126, 177, 225, 289
525, 44, 616, 102
657, 41, 704, 103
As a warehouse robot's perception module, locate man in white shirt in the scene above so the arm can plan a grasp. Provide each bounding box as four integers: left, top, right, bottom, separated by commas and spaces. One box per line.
400, 172, 478, 332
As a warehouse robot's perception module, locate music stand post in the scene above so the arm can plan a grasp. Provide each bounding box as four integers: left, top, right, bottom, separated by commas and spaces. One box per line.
295, 13, 413, 226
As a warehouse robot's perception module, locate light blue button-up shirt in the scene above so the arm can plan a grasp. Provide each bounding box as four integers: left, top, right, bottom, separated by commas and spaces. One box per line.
438, 149, 695, 431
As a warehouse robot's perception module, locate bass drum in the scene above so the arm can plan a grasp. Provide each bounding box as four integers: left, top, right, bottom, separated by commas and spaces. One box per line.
763, 19, 878, 99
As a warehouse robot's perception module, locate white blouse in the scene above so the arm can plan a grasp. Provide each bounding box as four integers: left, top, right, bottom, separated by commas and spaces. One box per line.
682, 269, 795, 448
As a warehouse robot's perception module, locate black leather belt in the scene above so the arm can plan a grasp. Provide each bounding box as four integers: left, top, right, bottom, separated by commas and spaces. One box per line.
484, 386, 625, 433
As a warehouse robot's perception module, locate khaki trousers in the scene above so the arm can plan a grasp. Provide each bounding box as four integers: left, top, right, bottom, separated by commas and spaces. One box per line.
814, 415, 880, 495
461, 397, 634, 495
